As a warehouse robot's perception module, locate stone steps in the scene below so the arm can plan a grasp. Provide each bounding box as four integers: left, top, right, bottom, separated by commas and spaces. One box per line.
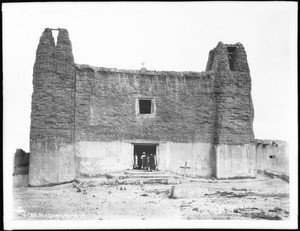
123, 170, 178, 179
123, 174, 176, 178
75, 177, 172, 187
119, 177, 169, 185
75, 170, 180, 187
124, 169, 163, 174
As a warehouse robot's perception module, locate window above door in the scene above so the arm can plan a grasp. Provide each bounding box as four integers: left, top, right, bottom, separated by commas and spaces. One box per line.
135, 97, 156, 117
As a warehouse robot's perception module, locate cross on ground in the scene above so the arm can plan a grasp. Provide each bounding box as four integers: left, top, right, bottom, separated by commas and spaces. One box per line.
180, 161, 191, 178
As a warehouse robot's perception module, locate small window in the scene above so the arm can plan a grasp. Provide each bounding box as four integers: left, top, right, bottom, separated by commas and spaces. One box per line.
139, 99, 152, 114
135, 97, 156, 117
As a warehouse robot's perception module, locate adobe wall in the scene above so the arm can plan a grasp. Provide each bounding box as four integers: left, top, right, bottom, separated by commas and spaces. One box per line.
255, 139, 289, 174
29, 28, 76, 186
73, 42, 255, 178
75, 141, 215, 178
75, 141, 132, 176
73, 66, 221, 177
215, 144, 256, 178
167, 142, 215, 177
206, 42, 255, 178
74, 65, 218, 143
207, 42, 254, 145
74, 55, 254, 146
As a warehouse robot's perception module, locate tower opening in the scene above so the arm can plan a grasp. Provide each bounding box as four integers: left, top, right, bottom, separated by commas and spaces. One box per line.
227, 46, 236, 71
52, 29, 59, 45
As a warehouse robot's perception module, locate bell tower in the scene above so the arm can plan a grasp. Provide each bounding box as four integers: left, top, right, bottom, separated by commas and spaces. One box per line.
206, 42, 255, 178
29, 28, 76, 186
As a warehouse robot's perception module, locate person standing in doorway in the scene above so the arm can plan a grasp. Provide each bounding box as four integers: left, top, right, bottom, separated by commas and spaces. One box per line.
141, 152, 147, 170
149, 153, 155, 171
134, 153, 138, 169
146, 153, 150, 171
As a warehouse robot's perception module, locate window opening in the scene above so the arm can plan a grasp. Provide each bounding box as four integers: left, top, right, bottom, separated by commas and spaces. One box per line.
139, 99, 152, 114
227, 46, 236, 71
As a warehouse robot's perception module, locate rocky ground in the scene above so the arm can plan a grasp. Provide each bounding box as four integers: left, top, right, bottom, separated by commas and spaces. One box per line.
13, 173, 289, 220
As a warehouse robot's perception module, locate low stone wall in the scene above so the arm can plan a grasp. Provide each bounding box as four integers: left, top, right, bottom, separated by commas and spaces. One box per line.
255, 139, 289, 175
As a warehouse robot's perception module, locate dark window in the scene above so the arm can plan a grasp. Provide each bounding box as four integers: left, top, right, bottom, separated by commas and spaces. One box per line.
139, 99, 152, 114
227, 47, 236, 71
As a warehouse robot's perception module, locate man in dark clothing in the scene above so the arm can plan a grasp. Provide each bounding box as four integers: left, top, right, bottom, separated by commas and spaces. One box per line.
149, 153, 155, 171
141, 152, 147, 170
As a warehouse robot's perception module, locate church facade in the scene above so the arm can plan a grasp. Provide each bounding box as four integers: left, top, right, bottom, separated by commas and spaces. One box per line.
29, 28, 256, 186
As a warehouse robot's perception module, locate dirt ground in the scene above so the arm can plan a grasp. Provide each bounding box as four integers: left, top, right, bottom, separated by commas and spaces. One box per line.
13, 174, 289, 220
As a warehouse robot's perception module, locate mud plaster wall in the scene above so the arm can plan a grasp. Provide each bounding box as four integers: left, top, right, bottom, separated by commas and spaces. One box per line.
215, 144, 256, 178
29, 29, 76, 186
74, 141, 214, 177
75, 141, 133, 176
74, 44, 254, 145
255, 140, 289, 174
73, 42, 254, 177
206, 42, 254, 144
75, 66, 217, 143
167, 142, 215, 177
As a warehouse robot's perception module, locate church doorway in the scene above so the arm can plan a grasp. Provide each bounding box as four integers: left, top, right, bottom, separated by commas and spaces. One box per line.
133, 144, 157, 170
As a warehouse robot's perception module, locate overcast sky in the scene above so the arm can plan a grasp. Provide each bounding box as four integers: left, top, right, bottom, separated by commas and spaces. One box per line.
3, 2, 297, 154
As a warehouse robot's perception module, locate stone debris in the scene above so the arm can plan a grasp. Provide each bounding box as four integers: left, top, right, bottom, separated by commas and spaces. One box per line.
268, 207, 282, 212
263, 170, 289, 183
14, 176, 290, 221
232, 188, 247, 191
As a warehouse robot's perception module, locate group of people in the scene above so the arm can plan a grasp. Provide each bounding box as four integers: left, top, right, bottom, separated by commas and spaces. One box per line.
140, 152, 156, 171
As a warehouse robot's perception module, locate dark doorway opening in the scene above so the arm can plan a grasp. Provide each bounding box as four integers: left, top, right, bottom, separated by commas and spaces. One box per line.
133, 144, 157, 170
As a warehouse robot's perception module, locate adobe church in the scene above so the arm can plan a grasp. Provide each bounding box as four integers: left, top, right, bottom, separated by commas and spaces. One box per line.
29, 28, 256, 186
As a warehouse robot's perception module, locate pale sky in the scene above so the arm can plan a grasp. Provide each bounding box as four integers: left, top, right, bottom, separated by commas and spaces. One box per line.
3, 2, 298, 154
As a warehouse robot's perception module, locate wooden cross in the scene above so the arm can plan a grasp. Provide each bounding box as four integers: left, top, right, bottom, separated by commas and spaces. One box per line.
180, 161, 191, 178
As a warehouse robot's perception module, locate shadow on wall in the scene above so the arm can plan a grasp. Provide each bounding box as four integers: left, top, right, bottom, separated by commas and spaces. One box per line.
209, 145, 216, 177
255, 139, 289, 175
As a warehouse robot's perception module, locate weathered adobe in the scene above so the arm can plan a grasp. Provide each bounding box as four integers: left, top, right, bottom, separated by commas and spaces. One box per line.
30, 28, 76, 186
29, 28, 255, 185
31, 29, 254, 146
74, 42, 254, 145
31, 28, 75, 137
